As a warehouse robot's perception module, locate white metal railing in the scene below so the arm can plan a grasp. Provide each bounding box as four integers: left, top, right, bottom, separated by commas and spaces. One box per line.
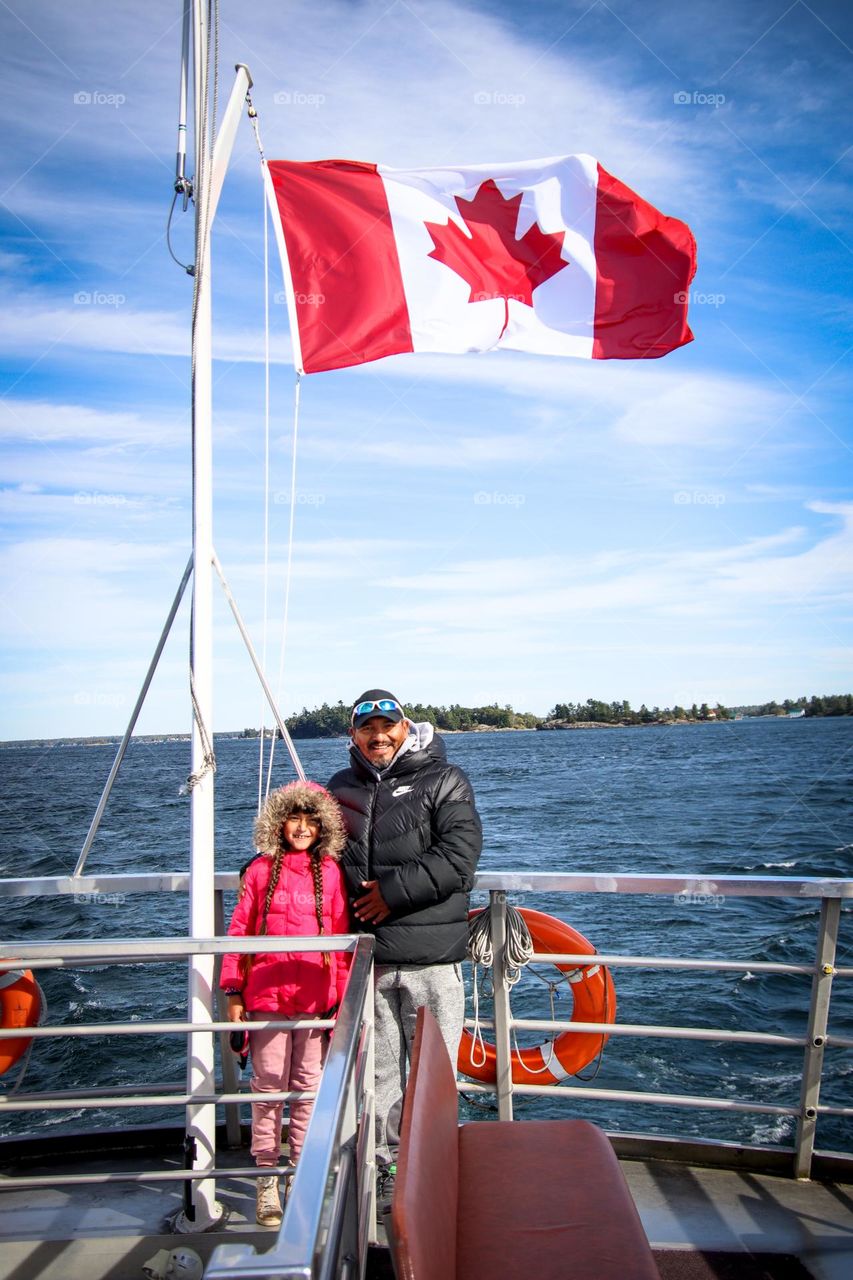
205, 934, 376, 1279
0, 930, 376, 1263
1, 868, 851, 1276
464, 876, 851, 1180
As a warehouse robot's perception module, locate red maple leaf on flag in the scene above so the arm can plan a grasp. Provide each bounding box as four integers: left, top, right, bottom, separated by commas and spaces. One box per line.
425, 179, 569, 309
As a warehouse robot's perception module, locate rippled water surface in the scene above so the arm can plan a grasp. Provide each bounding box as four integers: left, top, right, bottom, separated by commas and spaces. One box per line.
1, 718, 851, 1150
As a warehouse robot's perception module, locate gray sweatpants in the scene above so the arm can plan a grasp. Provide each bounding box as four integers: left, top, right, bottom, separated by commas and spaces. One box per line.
373, 961, 464, 1165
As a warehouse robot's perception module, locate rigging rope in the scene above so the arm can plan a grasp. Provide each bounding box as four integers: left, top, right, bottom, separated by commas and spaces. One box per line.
265, 372, 302, 798
185, 661, 217, 793
246, 88, 305, 800
256, 103, 272, 816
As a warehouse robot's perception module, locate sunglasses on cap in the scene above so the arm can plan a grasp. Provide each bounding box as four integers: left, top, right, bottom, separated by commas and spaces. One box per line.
351, 699, 404, 721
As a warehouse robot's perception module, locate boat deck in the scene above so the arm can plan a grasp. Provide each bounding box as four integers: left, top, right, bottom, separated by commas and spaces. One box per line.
1, 1136, 851, 1280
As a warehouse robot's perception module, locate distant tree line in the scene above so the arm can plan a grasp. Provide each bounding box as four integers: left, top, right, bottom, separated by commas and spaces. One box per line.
236, 692, 852, 739
547, 699, 726, 723
271, 701, 540, 738
732, 694, 853, 718
548, 694, 853, 723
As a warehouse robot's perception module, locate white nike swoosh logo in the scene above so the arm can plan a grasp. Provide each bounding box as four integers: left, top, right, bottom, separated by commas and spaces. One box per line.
391, 785, 413, 797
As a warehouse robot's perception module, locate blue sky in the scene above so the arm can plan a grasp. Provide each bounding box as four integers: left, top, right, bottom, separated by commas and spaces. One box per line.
1, 0, 851, 739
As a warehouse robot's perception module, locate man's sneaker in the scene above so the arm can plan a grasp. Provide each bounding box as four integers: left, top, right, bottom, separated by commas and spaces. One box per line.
375, 1162, 397, 1218
256, 1174, 282, 1227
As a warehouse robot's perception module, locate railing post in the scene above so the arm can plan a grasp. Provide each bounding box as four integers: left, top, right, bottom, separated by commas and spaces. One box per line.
214, 889, 242, 1149
794, 896, 840, 1179
362, 973, 377, 1253
489, 889, 513, 1121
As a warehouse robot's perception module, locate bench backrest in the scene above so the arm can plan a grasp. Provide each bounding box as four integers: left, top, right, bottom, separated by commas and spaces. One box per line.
388, 1006, 459, 1280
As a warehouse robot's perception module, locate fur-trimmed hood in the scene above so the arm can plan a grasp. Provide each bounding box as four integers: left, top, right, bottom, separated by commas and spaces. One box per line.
253, 780, 346, 860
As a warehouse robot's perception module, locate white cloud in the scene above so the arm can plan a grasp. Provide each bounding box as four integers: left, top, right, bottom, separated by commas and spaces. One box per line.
0, 295, 282, 364
377, 504, 853, 631
0, 398, 181, 445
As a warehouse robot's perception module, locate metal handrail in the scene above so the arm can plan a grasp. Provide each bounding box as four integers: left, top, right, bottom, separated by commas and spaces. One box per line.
205, 934, 377, 1278
0, 934, 356, 967
1, 931, 378, 1279
1, 867, 850, 1273
2, 869, 852, 898
470, 888, 847, 1182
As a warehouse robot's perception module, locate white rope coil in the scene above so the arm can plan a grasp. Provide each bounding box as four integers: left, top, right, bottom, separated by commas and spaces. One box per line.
467, 903, 533, 983
467, 903, 533, 1069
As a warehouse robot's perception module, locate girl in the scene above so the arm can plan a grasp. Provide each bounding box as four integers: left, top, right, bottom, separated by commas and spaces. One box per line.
222, 780, 350, 1227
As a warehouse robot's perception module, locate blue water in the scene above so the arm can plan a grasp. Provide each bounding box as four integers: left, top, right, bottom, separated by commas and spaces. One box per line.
1, 719, 851, 1151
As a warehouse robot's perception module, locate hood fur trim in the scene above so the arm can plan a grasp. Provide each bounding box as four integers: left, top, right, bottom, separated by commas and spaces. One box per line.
253, 781, 346, 860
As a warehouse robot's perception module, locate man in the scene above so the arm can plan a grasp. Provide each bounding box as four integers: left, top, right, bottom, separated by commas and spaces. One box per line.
328, 689, 482, 1203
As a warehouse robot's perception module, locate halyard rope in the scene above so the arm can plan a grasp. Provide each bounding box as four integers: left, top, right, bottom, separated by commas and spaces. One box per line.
255, 93, 272, 816
246, 88, 304, 800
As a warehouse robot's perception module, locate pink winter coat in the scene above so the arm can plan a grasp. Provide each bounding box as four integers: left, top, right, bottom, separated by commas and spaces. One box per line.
221, 851, 351, 1016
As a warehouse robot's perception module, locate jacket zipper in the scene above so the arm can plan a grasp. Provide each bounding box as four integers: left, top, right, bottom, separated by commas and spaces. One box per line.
366, 779, 378, 879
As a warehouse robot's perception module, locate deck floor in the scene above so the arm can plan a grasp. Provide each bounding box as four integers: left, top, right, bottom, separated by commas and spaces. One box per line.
621, 1159, 853, 1280
0, 1145, 851, 1279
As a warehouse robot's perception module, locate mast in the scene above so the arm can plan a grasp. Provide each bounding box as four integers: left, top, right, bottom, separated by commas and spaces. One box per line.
181, 0, 252, 1229
184, 0, 219, 1229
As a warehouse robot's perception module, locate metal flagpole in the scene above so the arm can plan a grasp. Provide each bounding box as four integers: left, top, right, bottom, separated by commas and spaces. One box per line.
182, 0, 219, 1229
180, 0, 253, 1226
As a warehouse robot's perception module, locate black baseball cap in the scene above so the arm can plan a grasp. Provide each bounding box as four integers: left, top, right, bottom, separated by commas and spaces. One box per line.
351, 688, 405, 729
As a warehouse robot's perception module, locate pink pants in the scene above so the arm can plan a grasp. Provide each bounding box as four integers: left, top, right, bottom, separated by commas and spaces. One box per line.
249, 1024, 327, 1167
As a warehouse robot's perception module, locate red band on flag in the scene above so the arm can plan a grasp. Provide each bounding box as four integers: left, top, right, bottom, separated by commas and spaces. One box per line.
593, 163, 696, 359
267, 160, 413, 374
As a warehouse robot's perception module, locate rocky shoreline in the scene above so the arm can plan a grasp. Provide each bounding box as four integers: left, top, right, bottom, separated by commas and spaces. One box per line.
537, 718, 705, 730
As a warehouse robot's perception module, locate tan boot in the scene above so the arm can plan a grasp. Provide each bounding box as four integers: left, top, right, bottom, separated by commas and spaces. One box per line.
256, 1174, 282, 1226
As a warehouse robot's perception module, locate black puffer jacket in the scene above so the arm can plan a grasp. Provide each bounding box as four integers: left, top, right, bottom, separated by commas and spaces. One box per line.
328, 725, 482, 965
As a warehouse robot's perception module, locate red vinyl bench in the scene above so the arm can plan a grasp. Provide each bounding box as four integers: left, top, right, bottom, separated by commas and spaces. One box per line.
388, 1007, 660, 1280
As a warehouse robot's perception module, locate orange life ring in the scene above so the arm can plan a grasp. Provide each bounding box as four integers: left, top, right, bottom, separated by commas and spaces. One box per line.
0, 968, 41, 1075
458, 907, 616, 1085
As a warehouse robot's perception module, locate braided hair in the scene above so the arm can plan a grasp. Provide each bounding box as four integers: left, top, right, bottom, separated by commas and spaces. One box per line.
258, 848, 285, 937
309, 850, 330, 968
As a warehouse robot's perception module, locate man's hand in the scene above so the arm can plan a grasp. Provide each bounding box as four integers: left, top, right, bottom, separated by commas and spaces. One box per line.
353, 879, 391, 925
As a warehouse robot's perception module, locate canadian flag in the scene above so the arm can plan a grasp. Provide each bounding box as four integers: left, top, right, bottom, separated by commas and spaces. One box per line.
266, 154, 696, 375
